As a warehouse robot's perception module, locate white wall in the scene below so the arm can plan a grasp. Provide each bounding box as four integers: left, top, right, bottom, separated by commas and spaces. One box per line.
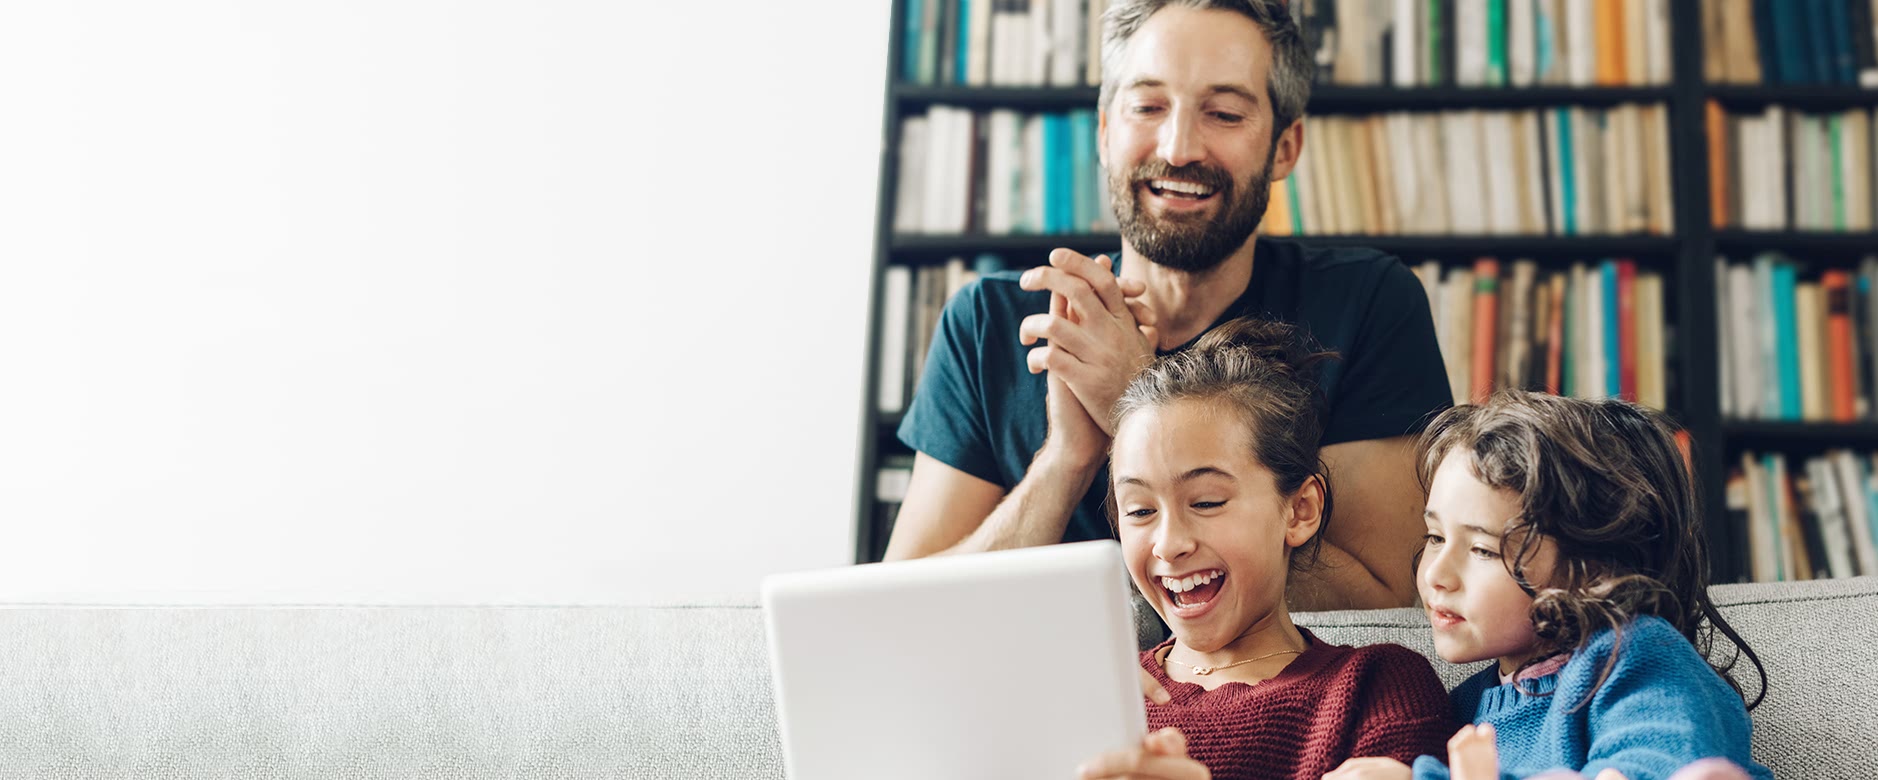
0, 2, 885, 604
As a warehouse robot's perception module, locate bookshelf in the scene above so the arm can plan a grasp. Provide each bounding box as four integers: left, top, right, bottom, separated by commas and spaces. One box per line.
855, 0, 1878, 586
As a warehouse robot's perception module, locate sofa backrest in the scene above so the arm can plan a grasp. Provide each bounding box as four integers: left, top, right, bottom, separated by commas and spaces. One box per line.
3, 578, 1873, 779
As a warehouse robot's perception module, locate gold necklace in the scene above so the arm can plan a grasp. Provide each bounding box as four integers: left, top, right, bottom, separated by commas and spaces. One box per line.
1165, 647, 1304, 676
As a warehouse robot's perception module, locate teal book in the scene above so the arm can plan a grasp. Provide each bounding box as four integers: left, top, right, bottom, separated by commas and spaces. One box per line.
1557, 108, 1577, 236
1043, 114, 1072, 234
1773, 262, 1802, 419
1561, 268, 1576, 395
903, 0, 925, 82
955, 0, 971, 85
1769, 0, 1810, 83
1831, 114, 1847, 230
1069, 110, 1096, 232
1486, 0, 1507, 86
1534, 0, 1556, 80
1602, 261, 1621, 398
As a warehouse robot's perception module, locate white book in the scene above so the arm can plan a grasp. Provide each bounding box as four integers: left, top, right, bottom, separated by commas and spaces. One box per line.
1446, 112, 1487, 234
1798, 283, 1826, 420
990, 13, 1013, 86
1443, 269, 1476, 404
1648, 105, 1674, 235
878, 265, 913, 413
1544, 109, 1567, 233
1047, 0, 1082, 86
1457, 0, 1489, 86
1389, 115, 1430, 233
1646, 0, 1672, 84
1293, 122, 1320, 234
1309, 120, 1339, 234
1029, 0, 1053, 85
950, 109, 976, 233
1571, 108, 1598, 234
1509, 0, 1537, 86
1771, 454, 1800, 580
1539, 0, 1567, 84
1484, 113, 1522, 234
1754, 255, 1782, 418
1022, 114, 1045, 232
1639, 272, 1667, 409
1727, 262, 1763, 419
1085, 0, 1107, 86
1738, 115, 1765, 229
1845, 110, 1874, 231
1831, 451, 1878, 576
1807, 457, 1857, 579
1717, 258, 1736, 417
1619, 105, 1649, 234
1415, 115, 1453, 233
1566, 0, 1596, 86
921, 108, 953, 234
1767, 106, 1789, 230
1793, 117, 1817, 231
968, 0, 995, 85
984, 110, 1018, 235
1416, 260, 1444, 318
1393, 0, 1421, 87
1743, 453, 1775, 582
1520, 111, 1549, 233
895, 117, 930, 234
1624, 0, 1648, 86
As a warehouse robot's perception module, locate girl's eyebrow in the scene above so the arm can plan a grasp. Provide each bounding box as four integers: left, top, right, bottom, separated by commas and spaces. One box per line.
1422, 510, 1500, 536
1116, 466, 1236, 488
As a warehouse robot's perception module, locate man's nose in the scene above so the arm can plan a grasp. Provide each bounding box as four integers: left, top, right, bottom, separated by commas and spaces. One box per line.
1156, 108, 1205, 169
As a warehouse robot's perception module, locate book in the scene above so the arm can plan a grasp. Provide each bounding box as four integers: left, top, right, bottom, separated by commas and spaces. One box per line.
1472, 259, 1501, 402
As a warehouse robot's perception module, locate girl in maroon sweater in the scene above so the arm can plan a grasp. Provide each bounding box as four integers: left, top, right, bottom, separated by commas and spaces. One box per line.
1078, 319, 1453, 780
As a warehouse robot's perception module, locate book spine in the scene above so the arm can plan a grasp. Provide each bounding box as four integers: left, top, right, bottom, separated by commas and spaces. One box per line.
1617, 259, 1637, 401
1602, 260, 1621, 398
1472, 259, 1501, 402
1775, 262, 1804, 419
1828, 271, 1858, 421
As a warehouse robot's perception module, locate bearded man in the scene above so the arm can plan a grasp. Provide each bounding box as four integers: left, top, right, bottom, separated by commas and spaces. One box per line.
883, 0, 1451, 612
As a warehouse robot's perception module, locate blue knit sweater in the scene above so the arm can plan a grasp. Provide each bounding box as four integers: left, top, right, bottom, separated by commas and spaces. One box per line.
1411, 616, 1772, 780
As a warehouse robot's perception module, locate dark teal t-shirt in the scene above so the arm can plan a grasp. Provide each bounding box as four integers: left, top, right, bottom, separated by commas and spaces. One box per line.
897, 238, 1452, 544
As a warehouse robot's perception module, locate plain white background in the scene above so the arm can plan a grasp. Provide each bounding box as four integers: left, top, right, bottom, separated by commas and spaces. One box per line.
0, 2, 886, 603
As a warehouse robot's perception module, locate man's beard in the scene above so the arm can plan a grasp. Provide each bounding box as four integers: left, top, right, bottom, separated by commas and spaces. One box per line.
1108, 151, 1275, 274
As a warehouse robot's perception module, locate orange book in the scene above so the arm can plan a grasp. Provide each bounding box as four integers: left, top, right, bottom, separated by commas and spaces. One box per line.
1595, 0, 1627, 85
1707, 101, 1729, 228
1472, 259, 1501, 403
1264, 178, 1294, 237
1825, 271, 1857, 421
1617, 260, 1637, 402
1674, 429, 1694, 483
1545, 274, 1566, 395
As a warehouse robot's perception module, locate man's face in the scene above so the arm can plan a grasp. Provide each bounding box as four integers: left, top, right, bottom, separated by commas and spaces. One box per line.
1099, 6, 1299, 274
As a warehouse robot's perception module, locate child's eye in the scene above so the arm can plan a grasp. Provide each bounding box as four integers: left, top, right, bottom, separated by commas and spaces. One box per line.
1125, 507, 1156, 520
1471, 547, 1502, 560
1191, 500, 1226, 510
1422, 533, 1444, 547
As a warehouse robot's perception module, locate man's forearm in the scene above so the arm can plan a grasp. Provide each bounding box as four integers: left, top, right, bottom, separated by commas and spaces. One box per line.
939, 449, 1103, 555
1286, 540, 1416, 611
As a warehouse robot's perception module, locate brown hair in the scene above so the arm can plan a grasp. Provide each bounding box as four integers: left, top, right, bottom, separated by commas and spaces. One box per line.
1416, 392, 1766, 709
1109, 317, 1337, 572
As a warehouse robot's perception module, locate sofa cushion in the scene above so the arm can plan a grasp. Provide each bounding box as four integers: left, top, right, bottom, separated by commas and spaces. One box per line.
2, 578, 1872, 779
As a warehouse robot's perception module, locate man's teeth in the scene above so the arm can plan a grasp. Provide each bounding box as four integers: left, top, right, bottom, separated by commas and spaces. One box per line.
1161, 570, 1224, 593
1150, 179, 1216, 196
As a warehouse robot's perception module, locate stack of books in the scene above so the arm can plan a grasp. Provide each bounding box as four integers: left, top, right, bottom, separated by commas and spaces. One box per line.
900, 0, 1107, 87
1412, 258, 1669, 409
1702, 0, 1878, 86
893, 106, 1116, 236
1309, 0, 1673, 87
1728, 450, 1878, 583
1706, 103, 1878, 231
1716, 255, 1878, 422
1262, 105, 1673, 237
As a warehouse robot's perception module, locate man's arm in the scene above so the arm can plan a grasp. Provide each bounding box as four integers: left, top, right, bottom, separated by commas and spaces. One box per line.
1287, 435, 1426, 610
881, 448, 1102, 560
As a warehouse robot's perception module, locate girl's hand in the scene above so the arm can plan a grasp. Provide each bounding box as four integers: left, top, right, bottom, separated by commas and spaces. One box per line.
1078, 726, 1209, 779
1139, 667, 1171, 705
1322, 757, 1411, 780
1448, 724, 1499, 780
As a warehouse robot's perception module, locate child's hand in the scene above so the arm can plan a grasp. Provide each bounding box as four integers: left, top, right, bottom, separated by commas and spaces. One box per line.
1078, 726, 1210, 779
1447, 724, 1498, 780
1323, 757, 1412, 780
1139, 667, 1172, 705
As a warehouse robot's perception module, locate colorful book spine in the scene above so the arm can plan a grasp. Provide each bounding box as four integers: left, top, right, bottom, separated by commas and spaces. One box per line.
1617, 260, 1637, 401
1557, 108, 1577, 235
1485, 0, 1507, 86
1774, 262, 1803, 419
1472, 258, 1501, 403
1827, 271, 1858, 421
1602, 261, 1622, 399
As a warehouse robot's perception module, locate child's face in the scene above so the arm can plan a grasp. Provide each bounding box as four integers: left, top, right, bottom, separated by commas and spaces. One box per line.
1418, 450, 1558, 675
1111, 399, 1321, 652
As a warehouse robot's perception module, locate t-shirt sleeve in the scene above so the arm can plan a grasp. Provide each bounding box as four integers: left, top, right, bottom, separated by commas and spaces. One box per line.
1323, 260, 1453, 446
897, 281, 1004, 486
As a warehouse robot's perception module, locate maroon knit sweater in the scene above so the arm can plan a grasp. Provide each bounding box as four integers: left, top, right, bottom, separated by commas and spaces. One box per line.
1141, 627, 1453, 780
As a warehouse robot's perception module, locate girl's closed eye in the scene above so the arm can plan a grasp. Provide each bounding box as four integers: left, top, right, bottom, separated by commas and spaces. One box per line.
1191, 500, 1227, 510
1422, 533, 1445, 547
1471, 546, 1501, 560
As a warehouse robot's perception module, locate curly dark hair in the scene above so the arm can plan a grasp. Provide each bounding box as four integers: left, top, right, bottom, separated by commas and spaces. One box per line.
1108, 317, 1339, 572
1415, 392, 1767, 710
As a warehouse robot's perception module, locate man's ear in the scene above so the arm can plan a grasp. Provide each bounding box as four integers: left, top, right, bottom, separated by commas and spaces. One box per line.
1269, 118, 1304, 182
1284, 474, 1325, 549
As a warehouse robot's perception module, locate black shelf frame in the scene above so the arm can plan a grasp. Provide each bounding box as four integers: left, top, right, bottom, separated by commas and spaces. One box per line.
855, 0, 1878, 577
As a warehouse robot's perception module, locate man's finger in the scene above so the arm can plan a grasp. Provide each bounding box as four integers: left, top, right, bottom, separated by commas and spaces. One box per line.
1022, 267, 1113, 327
1019, 312, 1098, 357
1027, 345, 1089, 378
1127, 298, 1159, 328
1050, 248, 1130, 318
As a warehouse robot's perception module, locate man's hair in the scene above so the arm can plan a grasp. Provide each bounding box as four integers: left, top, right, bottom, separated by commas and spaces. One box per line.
1097, 0, 1315, 143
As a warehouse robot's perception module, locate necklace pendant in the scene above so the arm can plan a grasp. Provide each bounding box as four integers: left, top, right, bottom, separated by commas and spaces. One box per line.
1192, 666, 1213, 675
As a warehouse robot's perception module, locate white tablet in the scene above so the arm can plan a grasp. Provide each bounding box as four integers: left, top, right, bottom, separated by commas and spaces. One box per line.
761, 540, 1147, 780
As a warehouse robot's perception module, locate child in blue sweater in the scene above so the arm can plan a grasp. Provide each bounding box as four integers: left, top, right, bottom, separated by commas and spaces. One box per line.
1325, 393, 1772, 780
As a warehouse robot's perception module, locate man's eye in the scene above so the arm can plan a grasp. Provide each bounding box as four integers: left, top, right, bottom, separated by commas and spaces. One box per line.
1132, 104, 1164, 115
1211, 112, 1244, 123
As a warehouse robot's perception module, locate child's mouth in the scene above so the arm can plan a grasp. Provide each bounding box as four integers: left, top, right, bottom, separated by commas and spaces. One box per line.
1429, 607, 1466, 628
1161, 569, 1227, 613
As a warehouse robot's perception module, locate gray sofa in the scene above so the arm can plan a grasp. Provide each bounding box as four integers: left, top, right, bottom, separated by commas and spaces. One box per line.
3, 577, 1873, 779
